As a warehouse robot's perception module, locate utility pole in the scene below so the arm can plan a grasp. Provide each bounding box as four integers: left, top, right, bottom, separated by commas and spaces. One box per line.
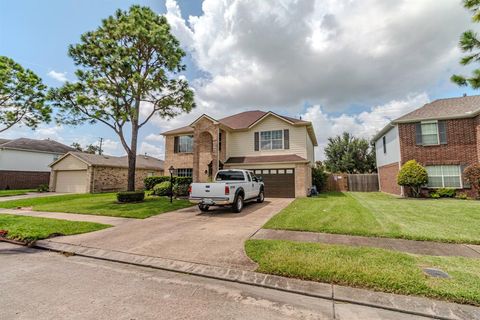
99, 137, 103, 155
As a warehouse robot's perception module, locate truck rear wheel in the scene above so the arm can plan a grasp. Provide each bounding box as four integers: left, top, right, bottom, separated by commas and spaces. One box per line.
232, 195, 244, 213
257, 190, 265, 203
198, 204, 209, 212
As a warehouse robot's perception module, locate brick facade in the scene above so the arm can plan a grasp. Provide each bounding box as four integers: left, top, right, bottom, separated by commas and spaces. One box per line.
397, 117, 479, 196
377, 163, 401, 195
90, 167, 162, 193
398, 118, 478, 166
0, 170, 50, 189
163, 135, 194, 173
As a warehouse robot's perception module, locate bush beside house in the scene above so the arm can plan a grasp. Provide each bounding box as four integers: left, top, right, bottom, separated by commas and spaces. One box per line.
397, 160, 428, 198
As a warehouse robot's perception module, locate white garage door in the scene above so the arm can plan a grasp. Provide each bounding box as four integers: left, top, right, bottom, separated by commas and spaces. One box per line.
55, 170, 88, 193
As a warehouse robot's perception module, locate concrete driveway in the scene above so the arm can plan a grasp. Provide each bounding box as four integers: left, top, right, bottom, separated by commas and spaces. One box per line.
47, 198, 293, 270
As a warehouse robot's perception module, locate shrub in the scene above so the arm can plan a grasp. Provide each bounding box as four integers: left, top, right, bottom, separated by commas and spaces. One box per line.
37, 184, 49, 192
429, 191, 440, 199
464, 163, 480, 198
436, 188, 456, 198
116, 191, 145, 203
144, 176, 193, 190
397, 160, 428, 198
144, 176, 170, 190
153, 181, 172, 196
312, 165, 328, 193
456, 192, 468, 200
173, 183, 190, 196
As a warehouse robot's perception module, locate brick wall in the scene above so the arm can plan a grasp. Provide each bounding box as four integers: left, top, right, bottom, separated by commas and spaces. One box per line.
398, 118, 478, 196
163, 135, 194, 175
398, 119, 478, 166
91, 167, 162, 192
0, 170, 50, 189
378, 162, 401, 195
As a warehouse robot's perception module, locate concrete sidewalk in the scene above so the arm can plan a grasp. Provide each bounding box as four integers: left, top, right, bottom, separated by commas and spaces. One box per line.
34, 240, 480, 320
0, 209, 134, 226
252, 229, 480, 258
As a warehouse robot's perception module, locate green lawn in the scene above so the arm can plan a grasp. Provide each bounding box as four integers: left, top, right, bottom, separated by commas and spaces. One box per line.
0, 189, 35, 197
246, 239, 480, 306
0, 214, 110, 242
0, 193, 192, 219
264, 192, 480, 244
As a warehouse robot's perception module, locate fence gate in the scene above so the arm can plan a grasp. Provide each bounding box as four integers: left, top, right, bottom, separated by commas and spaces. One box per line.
347, 174, 379, 192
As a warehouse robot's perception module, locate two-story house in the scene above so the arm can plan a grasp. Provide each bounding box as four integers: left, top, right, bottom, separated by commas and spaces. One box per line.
0, 137, 75, 189
162, 110, 318, 198
374, 95, 479, 196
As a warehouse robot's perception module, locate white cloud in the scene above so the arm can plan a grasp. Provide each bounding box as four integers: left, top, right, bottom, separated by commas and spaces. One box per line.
139, 141, 164, 159
100, 139, 120, 155
145, 133, 164, 142
301, 93, 430, 160
166, 0, 471, 111
47, 70, 68, 83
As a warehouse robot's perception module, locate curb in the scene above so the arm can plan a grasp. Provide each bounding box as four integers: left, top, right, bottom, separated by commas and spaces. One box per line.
35, 240, 480, 320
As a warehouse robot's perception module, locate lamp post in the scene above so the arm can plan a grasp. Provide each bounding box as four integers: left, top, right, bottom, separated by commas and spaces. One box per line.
168, 166, 175, 203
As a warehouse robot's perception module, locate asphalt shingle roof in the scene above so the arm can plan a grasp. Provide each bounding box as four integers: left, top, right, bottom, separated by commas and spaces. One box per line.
162, 110, 310, 135
68, 152, 164, 170
225, 154, 307, 164
395, 95, 480, 122
0, 138, 75, 154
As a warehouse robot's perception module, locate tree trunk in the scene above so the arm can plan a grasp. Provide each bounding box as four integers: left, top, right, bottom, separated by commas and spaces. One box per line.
127, 122, 139, 191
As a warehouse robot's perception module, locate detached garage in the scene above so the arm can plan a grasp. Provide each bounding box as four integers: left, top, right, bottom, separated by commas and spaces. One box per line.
49, 152, 164, 193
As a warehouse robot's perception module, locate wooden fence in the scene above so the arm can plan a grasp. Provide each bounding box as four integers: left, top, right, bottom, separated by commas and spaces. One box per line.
347, 174, 379, 192
325, 173, 379, 192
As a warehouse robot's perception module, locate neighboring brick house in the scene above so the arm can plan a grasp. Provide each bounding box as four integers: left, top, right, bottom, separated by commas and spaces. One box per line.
0, 138, 75, 189
162, 110, 318, 198
374, 95, 480, 196
49, 152, 164, 193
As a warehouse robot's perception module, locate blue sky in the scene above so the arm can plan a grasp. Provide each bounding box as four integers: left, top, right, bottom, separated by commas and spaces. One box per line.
1, 0, 478, 159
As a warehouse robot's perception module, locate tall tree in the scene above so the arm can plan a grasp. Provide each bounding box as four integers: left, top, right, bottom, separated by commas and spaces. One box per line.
451, 0, 480, 88
0, 56, 50, 133
70, 142, 101, 154
324, 132, 376, 173
50, 6, 195, 191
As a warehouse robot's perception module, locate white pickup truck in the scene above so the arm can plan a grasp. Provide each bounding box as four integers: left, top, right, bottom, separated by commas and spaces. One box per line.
188, 169, 265, 213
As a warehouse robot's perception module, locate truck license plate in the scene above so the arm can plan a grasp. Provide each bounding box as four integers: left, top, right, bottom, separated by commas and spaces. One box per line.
203, 199, 214, 205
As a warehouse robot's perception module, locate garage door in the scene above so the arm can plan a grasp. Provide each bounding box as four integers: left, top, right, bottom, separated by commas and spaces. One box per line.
55, 170, 87, 193
254, 168, 295, 198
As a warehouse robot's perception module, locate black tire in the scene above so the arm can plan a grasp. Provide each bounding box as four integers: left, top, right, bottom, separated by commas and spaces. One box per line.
232, 194, 244, 213
198, 204, 209, 212
257, 190, 265, 203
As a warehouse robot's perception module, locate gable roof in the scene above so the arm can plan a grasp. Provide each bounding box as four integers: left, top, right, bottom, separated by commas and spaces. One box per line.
395, 95, 480, 123
161, 110, 318, 145
0, 138, 75, 154
51, 151, 164, 170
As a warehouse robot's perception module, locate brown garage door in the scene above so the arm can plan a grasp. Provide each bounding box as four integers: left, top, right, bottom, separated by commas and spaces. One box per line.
253, 168, 295, 198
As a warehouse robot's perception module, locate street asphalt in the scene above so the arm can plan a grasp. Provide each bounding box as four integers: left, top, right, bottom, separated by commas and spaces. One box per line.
0, 242, 431, 320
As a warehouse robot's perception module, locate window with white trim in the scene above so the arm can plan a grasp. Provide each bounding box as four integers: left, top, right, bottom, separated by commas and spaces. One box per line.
421, 121, 439, 146
426, 165, 462, 188
260, 130, 283, 150
176, 168, 193, 177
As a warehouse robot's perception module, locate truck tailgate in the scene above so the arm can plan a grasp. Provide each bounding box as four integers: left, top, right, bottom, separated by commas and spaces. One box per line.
190, 182, 227, 199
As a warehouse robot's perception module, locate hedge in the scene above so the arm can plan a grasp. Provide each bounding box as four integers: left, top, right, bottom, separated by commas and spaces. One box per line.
117, 191, 145, 203
153, 181, 172, 196
144, 176, 192, 190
